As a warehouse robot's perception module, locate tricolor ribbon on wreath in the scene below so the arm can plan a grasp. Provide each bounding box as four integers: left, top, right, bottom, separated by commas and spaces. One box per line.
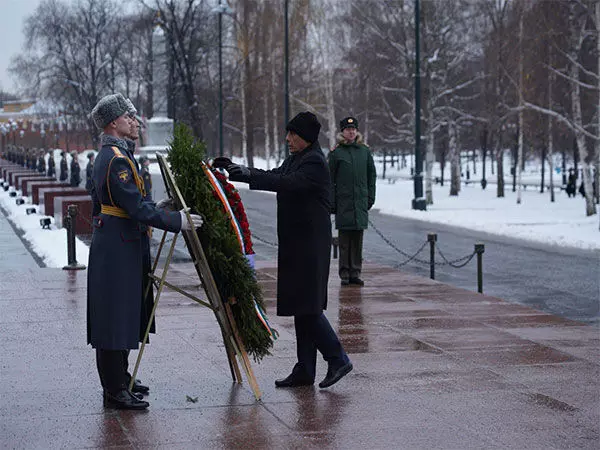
201, 162, 277, 339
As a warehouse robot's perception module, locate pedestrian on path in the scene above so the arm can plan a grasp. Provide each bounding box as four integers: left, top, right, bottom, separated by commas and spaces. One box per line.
87, 93, 203, 410
227, 111, 353, 389
328, 116, 376, 286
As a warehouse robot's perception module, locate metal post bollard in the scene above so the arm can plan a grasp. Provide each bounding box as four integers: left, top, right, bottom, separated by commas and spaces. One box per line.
428, 233, 437, 280
475, 243, 485, 293
332, 236, 339, 259
63, 204, 86, 270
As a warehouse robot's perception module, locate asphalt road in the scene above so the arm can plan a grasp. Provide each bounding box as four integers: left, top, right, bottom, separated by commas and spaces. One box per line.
150, 173, 600, 326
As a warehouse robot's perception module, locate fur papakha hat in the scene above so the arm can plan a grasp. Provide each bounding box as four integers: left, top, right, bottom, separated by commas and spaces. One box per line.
90, 93, 130, 130
286, 111, 321, 143
125, 98, 137, 115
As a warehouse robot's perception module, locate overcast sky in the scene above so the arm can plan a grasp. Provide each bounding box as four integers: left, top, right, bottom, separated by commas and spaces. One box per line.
0, 0, 44, 94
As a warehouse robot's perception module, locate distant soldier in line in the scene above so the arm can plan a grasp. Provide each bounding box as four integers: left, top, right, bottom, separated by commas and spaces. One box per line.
37, 150, 46, 174
59, 151, 68, 181
31, 149, 38, 171
47, 151, 56, 178
85, 152, 95, 193
69, 151, 81, 187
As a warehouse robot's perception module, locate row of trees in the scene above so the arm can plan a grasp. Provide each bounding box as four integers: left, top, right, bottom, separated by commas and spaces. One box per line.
8, 0, 600, 218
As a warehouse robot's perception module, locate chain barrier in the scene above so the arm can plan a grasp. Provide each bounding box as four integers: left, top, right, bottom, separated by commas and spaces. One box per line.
368, 217, 477, 268
435, 245, 477, 268
368, 218, 431, 266
252, 233, 278, 248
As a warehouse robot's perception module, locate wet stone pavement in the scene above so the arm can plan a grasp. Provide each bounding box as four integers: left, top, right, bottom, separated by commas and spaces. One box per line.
1, 253, 599, 448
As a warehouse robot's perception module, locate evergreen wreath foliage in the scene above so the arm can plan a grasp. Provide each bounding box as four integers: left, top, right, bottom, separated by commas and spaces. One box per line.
167, 123, 273, 360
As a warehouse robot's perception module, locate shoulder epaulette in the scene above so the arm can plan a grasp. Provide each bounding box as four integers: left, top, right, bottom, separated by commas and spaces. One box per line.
111, 146, 125, 158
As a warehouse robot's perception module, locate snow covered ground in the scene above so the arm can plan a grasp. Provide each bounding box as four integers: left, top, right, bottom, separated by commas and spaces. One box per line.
1, 151, 597, 269
0, 183, 90, 268
223, 154, 600, 252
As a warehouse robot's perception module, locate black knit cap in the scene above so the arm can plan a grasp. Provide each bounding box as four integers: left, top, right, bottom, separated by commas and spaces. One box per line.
340, 116, 358, 131
286, 111, 321, 143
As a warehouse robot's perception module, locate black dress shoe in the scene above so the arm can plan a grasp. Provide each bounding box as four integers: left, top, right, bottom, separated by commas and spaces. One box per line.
275, 374, 314, 388
131, 379, 150, 394
104, 390, 144, 401
341, 279, 350, 286
318, 362, 353, 389
349, 277, 364, 286
103, 389, 149, 410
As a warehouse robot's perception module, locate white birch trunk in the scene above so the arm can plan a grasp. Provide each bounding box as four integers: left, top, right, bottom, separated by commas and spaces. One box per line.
548, 45, 555, 203
259, 46, 271, 170
271, 59, 280, 166
449, 122, 460, 196
240, 64, 248, 164
364, 78, 370, 144
425, 118, 434, 205
325, 67, 336, 151
596, 1, 600, 223
569, 9, 596, 216
263, 90, 271, 170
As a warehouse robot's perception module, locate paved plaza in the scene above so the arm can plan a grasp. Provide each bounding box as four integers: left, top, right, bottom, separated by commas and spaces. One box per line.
0, 206, 598, 449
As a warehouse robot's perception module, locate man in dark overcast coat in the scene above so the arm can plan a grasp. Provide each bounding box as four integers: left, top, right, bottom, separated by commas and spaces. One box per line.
227, 111, 353, 389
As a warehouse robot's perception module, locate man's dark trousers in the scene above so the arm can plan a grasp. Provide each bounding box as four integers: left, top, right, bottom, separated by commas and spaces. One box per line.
338, 230, 364, 280
96, 349, 127, 393
293, 314, 349, 380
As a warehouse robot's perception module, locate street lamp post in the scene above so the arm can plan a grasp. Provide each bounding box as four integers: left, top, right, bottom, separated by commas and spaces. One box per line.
282, 0, 290, 161
218, 0, 223, 157
412, 0, 426, 210
12, 121, 17, 145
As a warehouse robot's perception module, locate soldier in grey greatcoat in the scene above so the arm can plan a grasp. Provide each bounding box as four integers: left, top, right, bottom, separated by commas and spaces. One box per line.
227, 112, 353, 390
69, 151, 81, 187
59, 151, 68, 181
37, 150, 46, 174
85, 152, 95, 193
47, 151, 56, 178
87, 93, 203, 410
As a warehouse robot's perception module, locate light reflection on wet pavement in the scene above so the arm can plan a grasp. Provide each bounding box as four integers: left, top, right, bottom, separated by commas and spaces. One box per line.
0, 259, 598, 449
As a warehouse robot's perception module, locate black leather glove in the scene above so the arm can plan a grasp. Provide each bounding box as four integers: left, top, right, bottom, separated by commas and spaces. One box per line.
212, 157, 233, 169
227, 164, 251, 183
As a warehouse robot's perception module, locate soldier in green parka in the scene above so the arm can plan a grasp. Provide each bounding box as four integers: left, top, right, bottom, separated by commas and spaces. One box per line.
328, 117, 376, 286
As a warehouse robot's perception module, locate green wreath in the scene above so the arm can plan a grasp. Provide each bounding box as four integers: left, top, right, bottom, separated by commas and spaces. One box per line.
167, 124, 273, 361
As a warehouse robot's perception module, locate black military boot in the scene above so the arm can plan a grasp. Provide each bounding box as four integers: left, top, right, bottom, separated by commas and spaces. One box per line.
129, 378, 150, 395
103, 389, 149, 410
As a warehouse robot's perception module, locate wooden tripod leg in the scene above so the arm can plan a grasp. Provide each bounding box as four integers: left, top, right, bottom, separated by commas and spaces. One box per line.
224, 325, 243, 384
151, 230, 169, 273
224, 303, 262, 401
129, 233, 178, 391
186, 235, 242, 384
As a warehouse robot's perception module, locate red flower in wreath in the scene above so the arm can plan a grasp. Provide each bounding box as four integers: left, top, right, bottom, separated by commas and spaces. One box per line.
211, 168, 255, 255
